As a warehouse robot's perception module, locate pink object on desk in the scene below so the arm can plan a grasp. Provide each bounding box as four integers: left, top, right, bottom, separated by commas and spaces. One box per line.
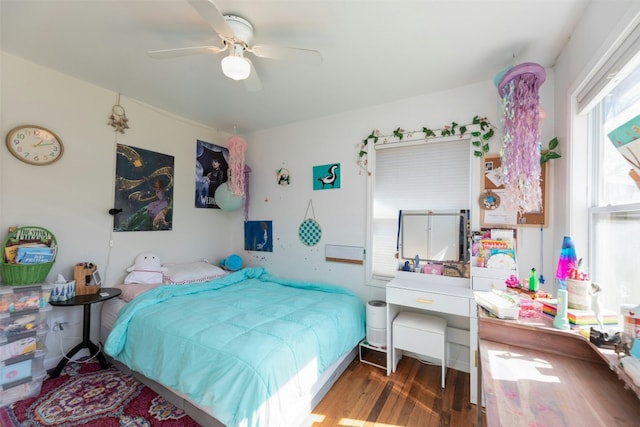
422, 264, 443, 275
519, 298, 542, 319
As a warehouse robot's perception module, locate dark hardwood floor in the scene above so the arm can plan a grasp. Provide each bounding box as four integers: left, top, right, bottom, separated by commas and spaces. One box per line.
310, 350, 483, 427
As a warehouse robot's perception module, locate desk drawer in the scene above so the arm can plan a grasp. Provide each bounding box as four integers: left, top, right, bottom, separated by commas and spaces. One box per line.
387, 287, 469, 316
472, 276, 507, 292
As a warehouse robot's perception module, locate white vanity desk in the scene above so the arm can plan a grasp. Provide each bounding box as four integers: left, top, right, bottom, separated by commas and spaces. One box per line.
386, 271, 478, 404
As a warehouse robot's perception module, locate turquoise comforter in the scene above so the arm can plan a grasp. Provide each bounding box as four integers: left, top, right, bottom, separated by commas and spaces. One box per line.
105, 267, 365, 427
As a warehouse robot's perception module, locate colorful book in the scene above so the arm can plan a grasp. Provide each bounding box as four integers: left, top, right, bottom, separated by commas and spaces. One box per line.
16, 247, 55, 264
4, 243, 47, 263
538, 298, 618, 325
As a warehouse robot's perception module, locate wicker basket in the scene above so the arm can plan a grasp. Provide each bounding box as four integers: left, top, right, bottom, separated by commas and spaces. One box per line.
1, 226, 57, 286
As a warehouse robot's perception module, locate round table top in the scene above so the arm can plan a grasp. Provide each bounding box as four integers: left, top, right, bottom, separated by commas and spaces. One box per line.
48, 287, 121, 307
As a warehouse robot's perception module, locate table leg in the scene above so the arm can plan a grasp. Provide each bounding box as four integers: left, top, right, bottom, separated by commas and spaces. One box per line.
50, 341, 84, 378
49, 303, 108, 378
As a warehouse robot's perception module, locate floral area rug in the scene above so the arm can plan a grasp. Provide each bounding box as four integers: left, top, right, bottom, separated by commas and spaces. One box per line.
0, 360, 200, 427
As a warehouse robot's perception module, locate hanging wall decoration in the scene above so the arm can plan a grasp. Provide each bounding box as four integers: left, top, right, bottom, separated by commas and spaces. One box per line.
313, 163, 340, 190
108, 94, 130, 134
226, 135, 247, 197
479, 190, 501, 210
276, 168, 290, 185
299, 200, 322, 246
497, 62, 546, 213
113, 144, 174, 231
358, 116, 496, 174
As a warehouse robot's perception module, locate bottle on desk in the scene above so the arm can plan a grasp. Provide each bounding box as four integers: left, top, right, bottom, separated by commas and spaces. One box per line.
529, 268, 539, 292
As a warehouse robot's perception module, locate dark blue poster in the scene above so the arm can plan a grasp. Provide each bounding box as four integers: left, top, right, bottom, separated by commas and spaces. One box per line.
114, 144, 174, 231
244, 221, 273, 252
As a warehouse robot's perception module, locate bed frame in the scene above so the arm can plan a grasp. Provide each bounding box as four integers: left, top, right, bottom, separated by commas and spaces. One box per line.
108, 347, 356, 427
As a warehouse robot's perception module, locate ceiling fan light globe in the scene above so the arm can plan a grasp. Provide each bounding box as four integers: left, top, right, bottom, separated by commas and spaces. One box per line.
221, 55, 251, 81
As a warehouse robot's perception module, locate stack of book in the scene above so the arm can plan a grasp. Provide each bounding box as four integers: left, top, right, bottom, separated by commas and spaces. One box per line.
5, 244, 56, 264
538, 298, 619, 327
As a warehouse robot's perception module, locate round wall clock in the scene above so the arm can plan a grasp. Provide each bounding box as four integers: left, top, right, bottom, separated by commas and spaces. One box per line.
5, 125, 64, 165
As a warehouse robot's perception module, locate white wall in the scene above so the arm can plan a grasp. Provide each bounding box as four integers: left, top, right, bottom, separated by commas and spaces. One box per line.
0, 52, 238, 368
242, 77, 558, 301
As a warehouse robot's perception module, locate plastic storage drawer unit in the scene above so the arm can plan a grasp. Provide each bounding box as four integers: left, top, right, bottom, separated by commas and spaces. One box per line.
0, 306, 51, 340
0, 284, 52, 314
0, 373, 45, 406
393, 311, 447, 388
0, 329, 47, 361
0, 349, 45, 387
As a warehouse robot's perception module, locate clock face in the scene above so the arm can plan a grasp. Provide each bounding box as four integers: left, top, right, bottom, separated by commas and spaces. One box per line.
5, 125, 64, 165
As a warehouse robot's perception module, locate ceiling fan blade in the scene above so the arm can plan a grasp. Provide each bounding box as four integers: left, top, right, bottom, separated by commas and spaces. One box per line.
243, 58, 262, 92
250, 44, 322, 65
187, 0, 235, 39
147, 46, 226, 59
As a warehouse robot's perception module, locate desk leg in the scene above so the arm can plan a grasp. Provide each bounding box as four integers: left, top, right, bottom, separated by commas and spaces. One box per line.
477, 345, 483, 426
49, 304, 108, 378
386, 304, 400, 375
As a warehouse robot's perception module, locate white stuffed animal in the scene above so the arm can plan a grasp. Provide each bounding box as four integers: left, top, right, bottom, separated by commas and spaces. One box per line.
124, 252, 167, 284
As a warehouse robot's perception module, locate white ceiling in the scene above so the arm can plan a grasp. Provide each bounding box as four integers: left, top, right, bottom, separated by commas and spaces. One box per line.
0, 0, 589, 134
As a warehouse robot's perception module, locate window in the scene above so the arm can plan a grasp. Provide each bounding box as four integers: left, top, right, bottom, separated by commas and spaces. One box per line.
586, 39, 640, 312
367, 138, 471, 282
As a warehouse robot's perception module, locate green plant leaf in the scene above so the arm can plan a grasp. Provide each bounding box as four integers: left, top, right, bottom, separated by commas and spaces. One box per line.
483, 128, 495, 140
423, 127, 435, 137
541, 152, 561, 164
548, 137, 559, 150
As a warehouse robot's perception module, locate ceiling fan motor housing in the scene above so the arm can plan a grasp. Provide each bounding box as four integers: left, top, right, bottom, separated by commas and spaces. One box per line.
223, 15, 254, 45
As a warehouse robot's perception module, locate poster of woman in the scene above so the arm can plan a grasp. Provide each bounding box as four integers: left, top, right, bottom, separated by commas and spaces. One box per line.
113, 144, 174, 231
195, 140, 230, 209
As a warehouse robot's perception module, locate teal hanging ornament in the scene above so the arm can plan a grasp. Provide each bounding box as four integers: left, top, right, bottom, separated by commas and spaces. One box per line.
299, 200, 322, 246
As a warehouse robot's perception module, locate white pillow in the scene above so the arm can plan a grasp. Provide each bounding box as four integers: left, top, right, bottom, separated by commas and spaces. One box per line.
163, 261, 227, 285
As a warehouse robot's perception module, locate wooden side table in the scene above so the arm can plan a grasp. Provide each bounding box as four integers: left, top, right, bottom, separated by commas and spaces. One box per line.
49, 287, 121, 378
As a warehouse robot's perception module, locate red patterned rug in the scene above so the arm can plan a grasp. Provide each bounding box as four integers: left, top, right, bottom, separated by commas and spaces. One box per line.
0, 361, 200, 426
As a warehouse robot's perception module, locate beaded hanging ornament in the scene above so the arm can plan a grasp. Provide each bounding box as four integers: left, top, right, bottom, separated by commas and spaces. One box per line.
108, 94, 130, 134
497, 63, 546, 213
227, 135, 247, 197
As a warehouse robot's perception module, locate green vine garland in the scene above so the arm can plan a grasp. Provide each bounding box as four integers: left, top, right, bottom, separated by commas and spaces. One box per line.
358, 115, 496, 173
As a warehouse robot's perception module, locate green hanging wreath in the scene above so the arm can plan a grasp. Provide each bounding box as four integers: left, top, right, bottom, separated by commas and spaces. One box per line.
358, 115, 496, 173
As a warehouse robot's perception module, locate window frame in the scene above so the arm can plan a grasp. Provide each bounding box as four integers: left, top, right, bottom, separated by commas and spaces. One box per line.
364, 135, 474, 287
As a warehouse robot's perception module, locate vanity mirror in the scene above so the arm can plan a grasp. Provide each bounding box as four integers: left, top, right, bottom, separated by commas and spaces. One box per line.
399, 209, 470, 263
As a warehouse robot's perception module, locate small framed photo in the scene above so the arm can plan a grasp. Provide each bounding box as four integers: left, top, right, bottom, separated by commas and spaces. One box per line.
92, 270, 102, 286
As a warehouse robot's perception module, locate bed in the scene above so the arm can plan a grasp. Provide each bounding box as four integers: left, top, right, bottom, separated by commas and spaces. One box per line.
101, 266, 365, 427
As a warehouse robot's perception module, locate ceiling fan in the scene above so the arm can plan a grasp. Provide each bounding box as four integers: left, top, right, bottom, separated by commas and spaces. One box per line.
147, 0, 322, 91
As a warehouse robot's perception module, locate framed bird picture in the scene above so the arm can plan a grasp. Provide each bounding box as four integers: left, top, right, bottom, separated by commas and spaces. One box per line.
313, 163, 341, 190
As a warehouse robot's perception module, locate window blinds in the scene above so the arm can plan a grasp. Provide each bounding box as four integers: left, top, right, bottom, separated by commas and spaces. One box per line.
372, 139, 470, 278
577, 18, 640, 115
